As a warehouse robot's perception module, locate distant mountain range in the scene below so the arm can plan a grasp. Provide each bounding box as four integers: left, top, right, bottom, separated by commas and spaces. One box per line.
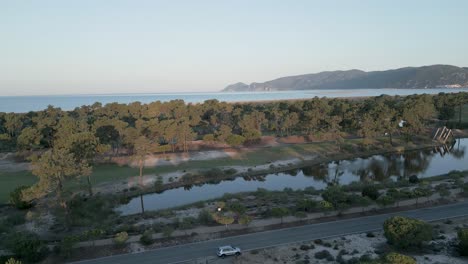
222, 65, 468, 92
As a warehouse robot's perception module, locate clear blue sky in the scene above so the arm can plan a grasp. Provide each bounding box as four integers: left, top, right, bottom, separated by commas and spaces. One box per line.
1, 0, 467, 96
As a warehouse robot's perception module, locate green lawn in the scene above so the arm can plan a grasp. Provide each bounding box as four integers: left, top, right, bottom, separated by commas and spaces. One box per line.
450, 104, 468, 122
0, 170, 37, 204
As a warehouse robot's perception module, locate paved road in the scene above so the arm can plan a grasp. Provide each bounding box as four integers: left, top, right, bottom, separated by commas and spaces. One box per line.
72, 201, 468, 264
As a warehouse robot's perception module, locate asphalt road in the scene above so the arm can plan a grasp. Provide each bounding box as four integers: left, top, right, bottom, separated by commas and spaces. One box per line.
72, 201, 468, 264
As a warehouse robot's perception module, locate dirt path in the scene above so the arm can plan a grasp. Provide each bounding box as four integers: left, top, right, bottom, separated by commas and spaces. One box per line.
0, 152, 30, 172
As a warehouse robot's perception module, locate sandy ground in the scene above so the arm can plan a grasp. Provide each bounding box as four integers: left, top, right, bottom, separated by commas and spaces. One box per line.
222, 217, 468, 264
0, 152, 30, 172
23, 211, 55, 238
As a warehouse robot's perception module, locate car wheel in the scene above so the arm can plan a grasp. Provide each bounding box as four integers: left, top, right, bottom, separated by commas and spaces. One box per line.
221, 254, 225, 258
235, 252, 241, 256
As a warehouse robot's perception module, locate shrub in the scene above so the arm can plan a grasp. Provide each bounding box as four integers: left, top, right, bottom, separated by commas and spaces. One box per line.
413, 187, 432, 197
226, 134, 246, 146
238, 215, 252, 225
113, 231, 129, 246
81, 228, 105, 241
140, 230, 154, 246
270, 207, 290, 223
462, 183, 468, 197
202, 134, 215, 142
322, 186, 348, 209
383, 252, 416, 264
362, 185, 380, 200
409, 175, 419, 184
314, 250, 333, 261
198, 209, 214, 225
319, 200, 333, 211
383, 216, 432, 249
9, 186, 32, 210
5, 231, 48, 263
224, 168, 237, 175
162, 226, 174, 238
296, 199, 317, 212
5, 258, 22, 264
59, 235, 80, 258
228, 202, 247, 215
5, 212, 26, 226
376, 195, 395, 207
203, 168, 225, 180
154, 176, 164, 192
294, 211, 307, 218
457, 228, 468, 256
179, 217, 196, 232
299, 244, 314, 251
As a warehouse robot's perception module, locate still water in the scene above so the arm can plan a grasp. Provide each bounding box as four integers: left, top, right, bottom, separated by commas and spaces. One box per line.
117, 138, 468, 215
1, 89, 467, 113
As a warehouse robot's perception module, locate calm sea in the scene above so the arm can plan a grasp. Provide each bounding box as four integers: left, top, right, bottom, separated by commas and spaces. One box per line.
1, 88, 467, 113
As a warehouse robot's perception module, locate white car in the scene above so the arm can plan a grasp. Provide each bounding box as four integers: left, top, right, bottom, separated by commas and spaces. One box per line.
217, 245, 241, 258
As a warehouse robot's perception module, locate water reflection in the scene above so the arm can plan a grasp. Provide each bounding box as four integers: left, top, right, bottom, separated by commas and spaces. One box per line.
117, 139, 468, 215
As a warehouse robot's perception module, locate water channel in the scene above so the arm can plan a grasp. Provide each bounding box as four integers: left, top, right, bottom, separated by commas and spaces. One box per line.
117, 138, 468, 215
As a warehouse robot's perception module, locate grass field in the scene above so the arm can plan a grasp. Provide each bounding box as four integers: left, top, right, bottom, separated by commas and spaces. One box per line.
0, 136, 427, 204
0, 170, 36, 203
450, 104, 468, 122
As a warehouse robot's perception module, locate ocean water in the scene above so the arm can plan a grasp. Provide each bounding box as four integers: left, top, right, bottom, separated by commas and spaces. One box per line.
0, 88, 467, 113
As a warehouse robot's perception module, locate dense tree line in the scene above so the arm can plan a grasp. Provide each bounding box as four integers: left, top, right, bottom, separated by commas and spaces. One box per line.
0, 93, 466, 154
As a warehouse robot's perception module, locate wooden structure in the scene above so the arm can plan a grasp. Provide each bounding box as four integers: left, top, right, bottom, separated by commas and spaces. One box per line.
433, 126, 454, 143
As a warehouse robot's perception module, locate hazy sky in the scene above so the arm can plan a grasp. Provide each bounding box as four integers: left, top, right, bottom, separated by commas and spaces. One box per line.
1, 0, 467, 96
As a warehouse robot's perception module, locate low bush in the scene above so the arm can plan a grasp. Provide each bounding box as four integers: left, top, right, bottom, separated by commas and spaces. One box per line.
226, 134, 246, 146
362, 185, 380, 200
228, 202, 246, 215
179, 217, 196, 231
295, 199, 317, 212
140, 230, 154, 246
383, 216, 432, 249
462, 183, 468, 197
197, 209, 214, 225
5, 231, 48, 263
68, 196, 116, 227
59, 235, 80, 258
409, 175, 419, 184
113, 231, 129, 246
322, 186, 348, 209
224, 168, 237, 175
5, 258, 22, 264
299, 244, 314, 251
238, 214, 252, 225
383, 252, 416, 264
376, 195, 395, 207
203, 168, 225, 180
162, 226, 174, 238
5, 212, 26, 226
314, 250, 334, 261
294, 211, 307, 218
457, 228, 468, 256
9, 186, 32, 210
